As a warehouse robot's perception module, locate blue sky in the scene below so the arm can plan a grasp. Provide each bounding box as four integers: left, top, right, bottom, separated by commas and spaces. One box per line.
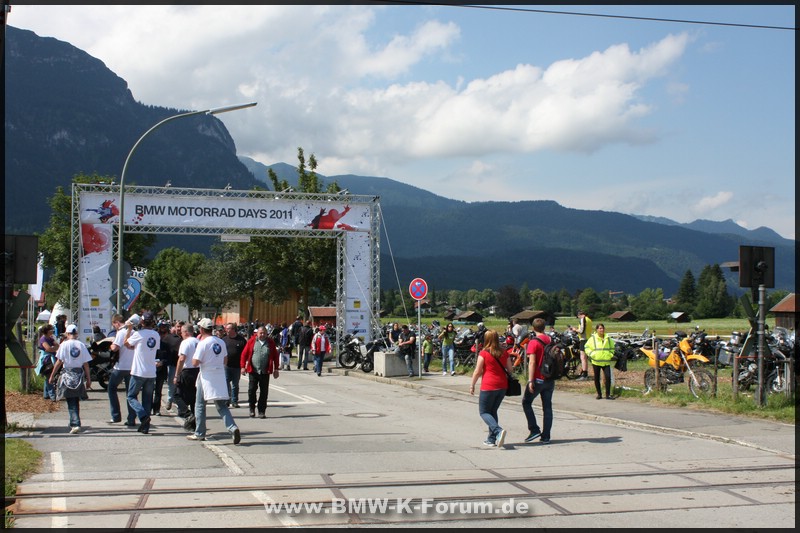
8, 4, 795, 239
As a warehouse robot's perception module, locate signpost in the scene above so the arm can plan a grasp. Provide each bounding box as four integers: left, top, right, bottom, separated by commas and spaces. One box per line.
409, 278, 428, 378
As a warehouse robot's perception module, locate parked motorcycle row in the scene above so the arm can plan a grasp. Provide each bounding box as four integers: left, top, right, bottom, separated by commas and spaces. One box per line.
637, 326, 795, 397
335, 321, 795, 399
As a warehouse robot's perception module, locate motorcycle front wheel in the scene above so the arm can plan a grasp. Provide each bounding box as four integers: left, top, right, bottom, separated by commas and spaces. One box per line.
688, 369, 716, 399
361, 358, 374, 373
767, 368, 787, 394
643, 368, 667, 394
338, 349, 359, 369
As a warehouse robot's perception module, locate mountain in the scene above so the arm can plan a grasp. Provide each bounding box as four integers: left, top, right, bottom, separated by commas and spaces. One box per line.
632, 215, 792, 248
5, 26, 795, 295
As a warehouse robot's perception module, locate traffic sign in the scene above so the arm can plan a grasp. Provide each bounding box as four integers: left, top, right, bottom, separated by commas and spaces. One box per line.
409, 277, 428, 300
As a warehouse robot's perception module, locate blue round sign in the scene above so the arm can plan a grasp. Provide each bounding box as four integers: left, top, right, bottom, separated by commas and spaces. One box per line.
409, 278, 428, 300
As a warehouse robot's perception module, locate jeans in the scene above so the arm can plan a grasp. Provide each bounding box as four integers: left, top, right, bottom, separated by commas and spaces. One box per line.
404, 352, 415, 375
423, 352, 432, 372
522, 378, 555, 440
43, 377, 56, 400
127, 374, 155, 423
442, 344, 455, 373
298, 344, 311, 369
194, 381, 237, 438
313, 353, 324, 374
478, 388, 506, 443
107, 368, 135, 424
66, 397, 81, 428
167, 365, 176, 404
225, 366, 241, 405
247, 372, 271, 413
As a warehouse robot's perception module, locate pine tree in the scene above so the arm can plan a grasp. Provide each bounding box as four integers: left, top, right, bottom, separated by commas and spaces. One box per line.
674, 269, 697, 315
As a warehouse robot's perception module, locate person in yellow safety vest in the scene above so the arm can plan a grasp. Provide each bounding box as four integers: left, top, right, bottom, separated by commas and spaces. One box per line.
585, 323, 615, 400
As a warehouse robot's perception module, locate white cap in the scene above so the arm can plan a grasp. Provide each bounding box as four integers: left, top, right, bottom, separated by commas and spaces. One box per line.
127, 314, 141, 326
197, 318, 214, 330
66, 324, 78, 334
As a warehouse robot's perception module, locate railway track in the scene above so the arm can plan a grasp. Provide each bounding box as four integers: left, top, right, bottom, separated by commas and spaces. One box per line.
9, 462, 795, 527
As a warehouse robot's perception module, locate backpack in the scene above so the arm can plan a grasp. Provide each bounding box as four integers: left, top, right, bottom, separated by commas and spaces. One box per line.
533, 336, 564, 381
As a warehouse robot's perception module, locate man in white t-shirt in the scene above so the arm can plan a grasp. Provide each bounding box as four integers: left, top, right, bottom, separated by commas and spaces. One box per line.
48, 324, 92, 433
173, 323, 200, 431
188, 318, 241, 444
124, 311, 160, 434
107, 314, 137, 426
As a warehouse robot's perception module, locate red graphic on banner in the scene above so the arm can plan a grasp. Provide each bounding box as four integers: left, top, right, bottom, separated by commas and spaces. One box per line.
308, 205, 351, 229
81, 223, 111, 254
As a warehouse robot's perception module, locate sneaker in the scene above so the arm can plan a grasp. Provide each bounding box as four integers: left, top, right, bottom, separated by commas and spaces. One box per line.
408, 373, 413, 377
596, 395, 603, 400
124, 421, 137, 428
138, 416, 151, 434
107, 419, 121, 424
249, 410, 255, 418
524, 431, 541, 443
540, 439, 551, 445
605, 395, 616, 400
442, 371, 447, 376
166, 401, 173, 411
483, 440, 496, 447
69, 426, 81, 434
451, 371, 456, 376
232, 403, 240, 409
577, 374, 589, 381
232, 428, 241, 445
317, 372, 321, 376
496, 429, 507, 448
186, 434, 205, 441
259, 412, 266, 419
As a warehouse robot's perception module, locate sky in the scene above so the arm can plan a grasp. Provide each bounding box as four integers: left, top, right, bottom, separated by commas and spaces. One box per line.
7, 4, 796, 239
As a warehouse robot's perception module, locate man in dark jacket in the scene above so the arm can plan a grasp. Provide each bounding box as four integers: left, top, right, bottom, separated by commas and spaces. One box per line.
297, 320, 314, 370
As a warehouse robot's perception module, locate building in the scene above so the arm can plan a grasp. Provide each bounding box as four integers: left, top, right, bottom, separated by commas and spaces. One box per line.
510, 309, 556, 327
308, 306, 337, 328
769, 293, 797, 330
669, 311, 690, 323
609, 310, 637, 322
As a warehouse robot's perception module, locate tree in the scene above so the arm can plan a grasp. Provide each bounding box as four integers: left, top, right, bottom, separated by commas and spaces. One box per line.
195, 258, 240, 322
576, 288, 602, 317
695, 264, 733, 318
630, 288, 668, 320
674, 269, 697, 315
144, 247, 206, 315
38, 173, 154, 307
519, 282, 531, 308
495, 285, 522, 318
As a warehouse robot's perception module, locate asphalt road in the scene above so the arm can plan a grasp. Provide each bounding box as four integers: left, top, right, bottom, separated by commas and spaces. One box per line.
6, 363, 795, 528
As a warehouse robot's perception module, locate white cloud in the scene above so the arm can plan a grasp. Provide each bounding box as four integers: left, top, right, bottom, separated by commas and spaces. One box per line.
691, 191, 734, 214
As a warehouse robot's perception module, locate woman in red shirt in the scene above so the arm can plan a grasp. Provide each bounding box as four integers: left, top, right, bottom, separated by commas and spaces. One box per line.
469, 329, 513, 448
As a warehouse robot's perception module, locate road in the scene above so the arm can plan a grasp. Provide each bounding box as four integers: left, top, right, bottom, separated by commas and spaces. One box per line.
7, 365, 795, 528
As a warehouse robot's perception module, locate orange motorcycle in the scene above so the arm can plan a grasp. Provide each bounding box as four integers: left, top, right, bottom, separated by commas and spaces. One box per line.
640, 331, 716, 399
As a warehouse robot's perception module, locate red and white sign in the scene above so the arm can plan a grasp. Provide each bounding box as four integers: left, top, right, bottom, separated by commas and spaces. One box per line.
409, 277, 428, 301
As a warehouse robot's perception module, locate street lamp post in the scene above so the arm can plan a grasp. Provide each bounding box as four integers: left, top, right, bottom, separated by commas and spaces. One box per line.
115, 102, 257, 314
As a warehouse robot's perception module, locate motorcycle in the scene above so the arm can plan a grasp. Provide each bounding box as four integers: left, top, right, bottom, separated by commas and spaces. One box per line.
640, 330, 716, 399
89, 336, 117, 390
337, 333, 367, 371
454, 327, 477, 366
734, 327, 794, 394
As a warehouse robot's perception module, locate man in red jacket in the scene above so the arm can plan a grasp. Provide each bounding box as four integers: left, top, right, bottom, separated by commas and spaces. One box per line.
240, 326, 280, 418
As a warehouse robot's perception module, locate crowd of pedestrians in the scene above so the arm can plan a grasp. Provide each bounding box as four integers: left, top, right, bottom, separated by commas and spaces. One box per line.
40, 313, 340, 441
